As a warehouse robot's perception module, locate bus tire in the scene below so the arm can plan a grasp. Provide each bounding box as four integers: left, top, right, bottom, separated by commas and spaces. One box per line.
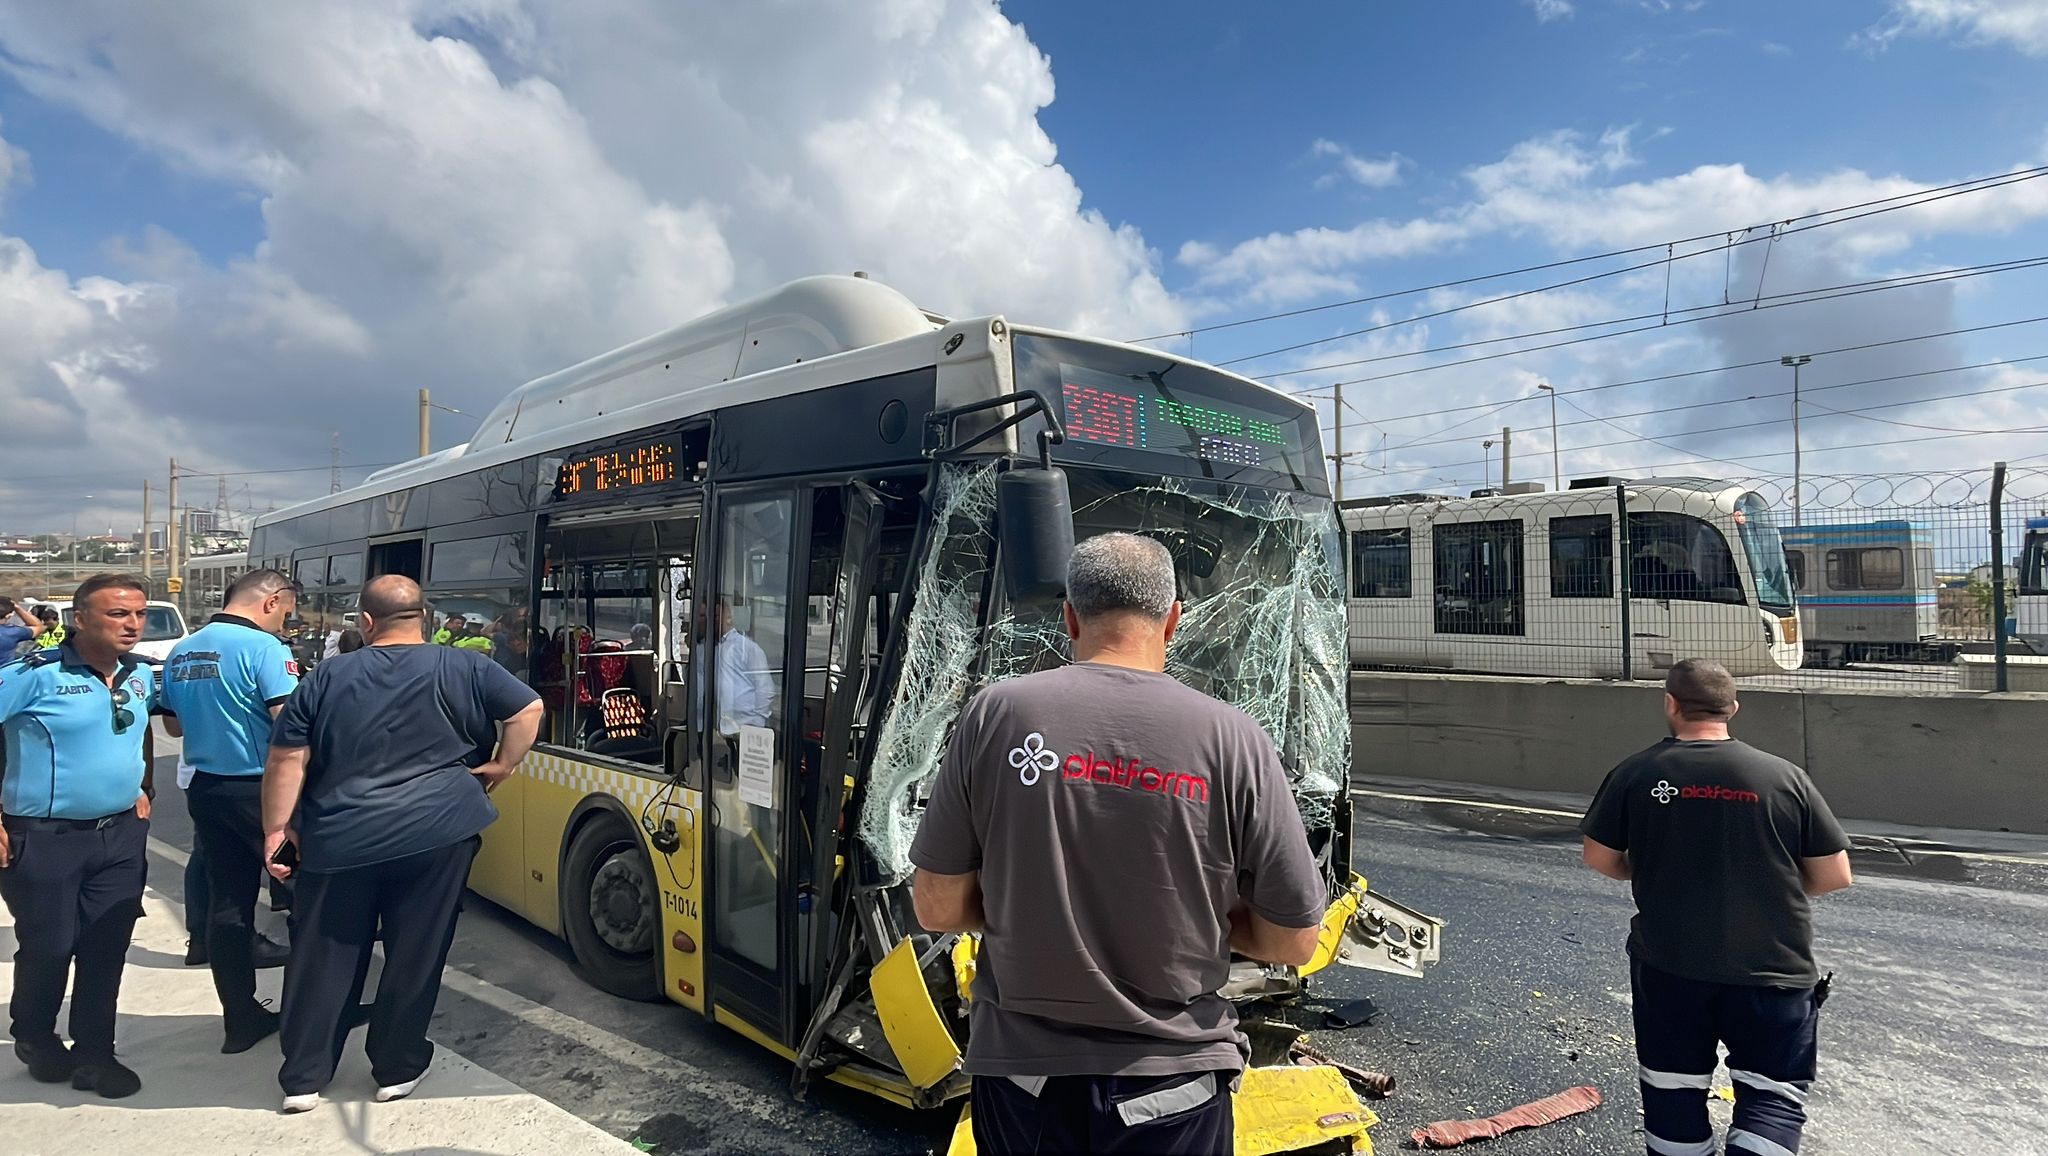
561, 811, 663, 1002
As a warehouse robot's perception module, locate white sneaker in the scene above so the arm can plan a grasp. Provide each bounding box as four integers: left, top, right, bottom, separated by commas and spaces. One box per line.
281, 1092, 322, 1114
374, 1075, 422, 1103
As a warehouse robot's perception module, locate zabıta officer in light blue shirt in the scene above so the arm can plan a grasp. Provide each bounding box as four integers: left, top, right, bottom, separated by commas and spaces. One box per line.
0, 573, 161, 1099
161, 568, 300, 1055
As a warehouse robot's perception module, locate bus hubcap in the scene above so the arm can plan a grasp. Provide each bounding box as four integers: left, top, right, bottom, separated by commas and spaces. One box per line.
588, 851, 653, 955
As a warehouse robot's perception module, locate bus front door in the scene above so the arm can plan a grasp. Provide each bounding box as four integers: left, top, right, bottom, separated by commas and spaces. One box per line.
704, 490, 797, 1042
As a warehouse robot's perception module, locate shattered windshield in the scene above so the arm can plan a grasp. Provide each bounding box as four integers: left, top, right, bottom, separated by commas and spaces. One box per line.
858, 463, 1349, 878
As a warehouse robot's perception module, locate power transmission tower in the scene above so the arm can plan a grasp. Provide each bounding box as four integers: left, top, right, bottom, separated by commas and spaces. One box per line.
330, 431, 343, 494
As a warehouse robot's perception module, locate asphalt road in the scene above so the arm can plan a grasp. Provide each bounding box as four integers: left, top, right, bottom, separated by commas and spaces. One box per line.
143, 765, 2048, 1156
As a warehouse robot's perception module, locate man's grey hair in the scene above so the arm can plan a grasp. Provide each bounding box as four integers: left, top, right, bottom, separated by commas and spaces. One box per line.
1065, 532, 1178, 620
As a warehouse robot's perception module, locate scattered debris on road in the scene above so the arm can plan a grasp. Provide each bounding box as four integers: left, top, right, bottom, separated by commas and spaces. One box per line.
1408, 1084, 1603, 1149
1288, 1036, 1397, 1100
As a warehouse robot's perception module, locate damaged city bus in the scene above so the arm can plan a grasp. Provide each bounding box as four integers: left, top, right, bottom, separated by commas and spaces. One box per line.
249, 275, 1441, 1153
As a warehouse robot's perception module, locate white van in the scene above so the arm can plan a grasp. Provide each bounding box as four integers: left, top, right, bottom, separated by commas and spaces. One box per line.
37, 598, 191, 663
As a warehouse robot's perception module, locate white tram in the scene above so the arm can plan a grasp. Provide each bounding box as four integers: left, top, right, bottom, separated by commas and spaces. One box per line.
1343, 477, 1804, 678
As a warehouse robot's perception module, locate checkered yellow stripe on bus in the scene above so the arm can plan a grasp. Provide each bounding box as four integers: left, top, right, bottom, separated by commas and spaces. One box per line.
519, 750, 665, 808
498, 749, 707, 1013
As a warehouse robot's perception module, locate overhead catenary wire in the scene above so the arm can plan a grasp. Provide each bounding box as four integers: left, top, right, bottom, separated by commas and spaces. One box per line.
1133, 161, 2048, 347
1216, 170, 2048, 369
1306, 312, 2048, 427
1370, 417, 2048, 486
1385, 352, 2048, 452
1262, 255, 2048, 386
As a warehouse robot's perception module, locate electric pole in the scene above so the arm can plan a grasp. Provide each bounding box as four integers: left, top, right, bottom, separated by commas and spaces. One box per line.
167, 457, 180, 589
1501, 427, 1512, 490
141, 481, 153, 580
1331, 383, 1344, 503
1538, 383, 1560, 490
1781, 354, 1812, 525
419, 389, 431, 457
331, 431, 344, 494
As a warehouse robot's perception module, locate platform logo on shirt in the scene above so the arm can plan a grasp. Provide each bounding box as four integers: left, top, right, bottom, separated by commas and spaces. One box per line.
1009, 732, 1059, 786
1652, 778, 1760, 805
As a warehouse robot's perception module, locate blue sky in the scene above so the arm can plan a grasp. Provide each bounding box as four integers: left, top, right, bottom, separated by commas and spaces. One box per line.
2, 0, 2047, 532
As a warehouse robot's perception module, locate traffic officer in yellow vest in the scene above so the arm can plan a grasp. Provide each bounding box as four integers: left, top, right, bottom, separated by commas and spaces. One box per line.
0, 574, 161, 1098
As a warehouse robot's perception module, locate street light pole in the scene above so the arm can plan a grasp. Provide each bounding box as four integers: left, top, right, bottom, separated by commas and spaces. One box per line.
1537, 383, 1560, 490
1780, 354, 1812, 525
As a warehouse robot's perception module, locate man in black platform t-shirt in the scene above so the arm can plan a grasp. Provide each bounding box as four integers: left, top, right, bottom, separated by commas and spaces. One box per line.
1582, 658, 1853, 1156
263, 575, 542, 1115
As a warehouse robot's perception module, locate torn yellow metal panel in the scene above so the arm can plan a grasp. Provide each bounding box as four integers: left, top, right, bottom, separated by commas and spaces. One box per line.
1300, 875, 1367, 978
872, 938, 963, 1090
952, 934, 980, 1004
1236, 1066, 1376, 1155
941, 1067, 1376, 1156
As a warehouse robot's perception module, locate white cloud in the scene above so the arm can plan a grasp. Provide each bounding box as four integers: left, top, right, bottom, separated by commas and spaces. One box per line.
1869, 0, 2048, 56
1182, 124, 2048, 307
1528, 0, 1576, 22
0, 1, 1187, 527
1312, 140, 1404, 190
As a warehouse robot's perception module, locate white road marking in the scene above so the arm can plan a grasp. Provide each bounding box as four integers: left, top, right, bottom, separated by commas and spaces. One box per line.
143, 835, 791, 1124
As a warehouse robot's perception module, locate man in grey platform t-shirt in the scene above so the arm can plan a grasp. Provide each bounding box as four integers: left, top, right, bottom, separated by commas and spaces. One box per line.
911, 532, 1328, 1156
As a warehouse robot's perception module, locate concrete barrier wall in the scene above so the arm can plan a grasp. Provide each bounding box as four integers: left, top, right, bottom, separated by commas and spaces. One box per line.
1351, 672, 2048, 834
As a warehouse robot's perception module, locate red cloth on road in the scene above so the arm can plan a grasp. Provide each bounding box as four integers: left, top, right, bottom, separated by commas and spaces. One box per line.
1410, 1085, 1603, 1149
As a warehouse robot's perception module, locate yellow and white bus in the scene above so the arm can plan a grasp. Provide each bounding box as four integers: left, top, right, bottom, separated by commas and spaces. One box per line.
251, 275, 1437, 1136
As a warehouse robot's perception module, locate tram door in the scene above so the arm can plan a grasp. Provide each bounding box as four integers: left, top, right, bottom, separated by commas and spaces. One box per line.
704, 490, 797, 1038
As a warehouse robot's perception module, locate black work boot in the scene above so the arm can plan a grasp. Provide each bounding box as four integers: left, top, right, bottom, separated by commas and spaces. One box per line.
14, 1036, 77, 1083
222, 1005, 281, 1055
71, 1057, 142, 1099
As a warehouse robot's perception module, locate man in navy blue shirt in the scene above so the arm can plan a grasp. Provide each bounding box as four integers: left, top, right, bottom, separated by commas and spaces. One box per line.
0, 597, 42, 659
264, 574, 541, 1113
162, 568, 301, 1054
0, 574, 160, 1098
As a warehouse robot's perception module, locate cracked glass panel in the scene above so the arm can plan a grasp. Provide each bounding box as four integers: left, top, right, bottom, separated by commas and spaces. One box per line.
985, 472, 1349, 834
859, 465, 1349, 877
858, 463, 999, 874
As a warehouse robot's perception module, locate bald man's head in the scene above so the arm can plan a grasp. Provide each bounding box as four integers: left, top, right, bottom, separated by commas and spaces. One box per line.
359, 575, 428, 643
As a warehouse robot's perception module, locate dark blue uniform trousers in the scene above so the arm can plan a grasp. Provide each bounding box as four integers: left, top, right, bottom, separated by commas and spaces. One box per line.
278, 836, 479, 1096
972, 1069, 1235, 1156
0, 810, 148, 1063
1632, 955, 1819, 1156
187, 773, 270, 1030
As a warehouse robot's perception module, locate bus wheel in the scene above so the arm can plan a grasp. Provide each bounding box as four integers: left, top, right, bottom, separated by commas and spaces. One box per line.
562, 813, 662, 1001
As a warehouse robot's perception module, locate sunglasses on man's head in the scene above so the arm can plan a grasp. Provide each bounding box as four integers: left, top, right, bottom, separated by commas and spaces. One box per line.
110, 687, 135, 735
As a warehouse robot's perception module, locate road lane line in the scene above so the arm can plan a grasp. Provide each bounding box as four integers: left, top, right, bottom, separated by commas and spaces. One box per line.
144, 835, 791, 1124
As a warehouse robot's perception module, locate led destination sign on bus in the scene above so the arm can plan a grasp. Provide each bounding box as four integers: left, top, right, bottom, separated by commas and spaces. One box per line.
554, 436, 681, 500
1057, 363, 1306, 470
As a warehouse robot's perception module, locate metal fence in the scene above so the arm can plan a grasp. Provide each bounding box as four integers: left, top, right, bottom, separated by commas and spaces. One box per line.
1343, 464, 2048, 693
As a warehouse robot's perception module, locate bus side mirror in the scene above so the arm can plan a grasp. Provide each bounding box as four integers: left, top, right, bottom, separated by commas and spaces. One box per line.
997, 467, 1074, 603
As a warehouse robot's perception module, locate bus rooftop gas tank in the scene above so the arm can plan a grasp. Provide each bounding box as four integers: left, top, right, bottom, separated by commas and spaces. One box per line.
465, 275, 939, 452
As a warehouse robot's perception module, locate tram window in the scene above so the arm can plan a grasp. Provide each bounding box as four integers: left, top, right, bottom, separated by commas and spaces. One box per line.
1626, 513, 1744, 605
1786, 549, 1807, 592
1548, 515, 1612, 598
1350, 528, 1410, 598
1433, 519, 1523, 636
328, 552, 363, 588
1826, 547, 1904, 591
2022, 535, 2048, 596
